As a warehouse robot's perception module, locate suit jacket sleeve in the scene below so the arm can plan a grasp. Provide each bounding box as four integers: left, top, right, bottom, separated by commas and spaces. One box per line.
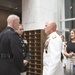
10, 32, 24, 71
25, 44, 30, 61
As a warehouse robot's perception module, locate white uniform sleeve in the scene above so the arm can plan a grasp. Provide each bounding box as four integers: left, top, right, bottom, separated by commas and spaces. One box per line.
47, 36, 62, 75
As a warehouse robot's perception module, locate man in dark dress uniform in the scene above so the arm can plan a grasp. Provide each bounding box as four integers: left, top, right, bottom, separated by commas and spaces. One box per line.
16, 25, 30, 74
0, 14, 24, 75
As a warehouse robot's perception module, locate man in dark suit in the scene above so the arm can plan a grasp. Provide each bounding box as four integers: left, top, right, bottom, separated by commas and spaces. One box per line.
16, 25, 30, 74
0, 14, 24, 75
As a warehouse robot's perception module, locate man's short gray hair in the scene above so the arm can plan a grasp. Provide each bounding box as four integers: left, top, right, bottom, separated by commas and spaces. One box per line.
7, 14, 19, 23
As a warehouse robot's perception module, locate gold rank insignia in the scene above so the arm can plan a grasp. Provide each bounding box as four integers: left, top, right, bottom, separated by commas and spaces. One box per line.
52, 35, 56, 39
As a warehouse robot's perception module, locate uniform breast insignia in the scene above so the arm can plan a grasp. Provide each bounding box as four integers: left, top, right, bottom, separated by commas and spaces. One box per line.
23, 40, 28, 44
20, 39, 28, 58
22, 49, 26, 58
52, 35, 56, 39
44, 39, 50, 53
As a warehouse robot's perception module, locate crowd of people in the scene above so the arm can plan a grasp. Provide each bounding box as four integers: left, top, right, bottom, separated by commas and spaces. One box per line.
0, 14, 75, 75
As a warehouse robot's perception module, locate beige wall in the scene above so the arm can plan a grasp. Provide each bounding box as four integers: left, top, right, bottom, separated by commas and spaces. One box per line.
22, 0, 61, 31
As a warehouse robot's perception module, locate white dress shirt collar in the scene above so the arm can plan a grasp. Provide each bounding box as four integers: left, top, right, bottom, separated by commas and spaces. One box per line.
47, 31, 57, 38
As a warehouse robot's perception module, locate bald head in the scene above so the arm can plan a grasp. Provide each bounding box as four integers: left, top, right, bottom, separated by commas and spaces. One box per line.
7, 14, 20, 23
7, 14, 20, 30
44, 21, 57, 35
47, 21, 56, 29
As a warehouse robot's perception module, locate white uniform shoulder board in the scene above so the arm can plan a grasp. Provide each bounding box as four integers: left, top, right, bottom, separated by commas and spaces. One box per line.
52, 35, 56, 39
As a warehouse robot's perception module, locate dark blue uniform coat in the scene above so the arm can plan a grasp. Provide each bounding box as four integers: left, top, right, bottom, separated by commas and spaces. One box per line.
0, 27, 24, 75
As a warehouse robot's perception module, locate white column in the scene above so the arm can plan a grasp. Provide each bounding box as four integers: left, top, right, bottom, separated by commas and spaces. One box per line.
22, 0, 61, 30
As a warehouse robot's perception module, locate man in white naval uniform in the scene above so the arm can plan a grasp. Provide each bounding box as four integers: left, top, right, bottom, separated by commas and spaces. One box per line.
43, 21, 64, 75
